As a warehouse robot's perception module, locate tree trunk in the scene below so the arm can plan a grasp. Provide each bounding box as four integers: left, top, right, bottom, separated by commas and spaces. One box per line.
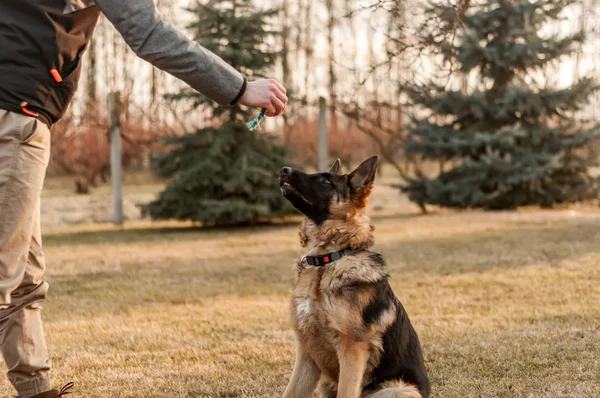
281, 0, 292, 148
87, 37, 97, 109
304, 0, 313, 105
326, 0, 338, 139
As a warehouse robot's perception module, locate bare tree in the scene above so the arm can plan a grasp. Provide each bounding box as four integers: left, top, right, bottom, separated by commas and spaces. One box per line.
281, 0, 293, 147
326, 0, 338, 139
304, 0, 313, 105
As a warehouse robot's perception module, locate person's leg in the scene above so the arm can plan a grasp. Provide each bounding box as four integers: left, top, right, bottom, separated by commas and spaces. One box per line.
0, 110, 52, 397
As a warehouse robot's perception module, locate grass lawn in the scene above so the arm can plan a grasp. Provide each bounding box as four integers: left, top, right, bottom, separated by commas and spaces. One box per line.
1, 206, 599, 397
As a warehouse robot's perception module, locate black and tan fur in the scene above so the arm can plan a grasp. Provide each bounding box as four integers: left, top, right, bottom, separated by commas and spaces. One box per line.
279, 156, 430, 398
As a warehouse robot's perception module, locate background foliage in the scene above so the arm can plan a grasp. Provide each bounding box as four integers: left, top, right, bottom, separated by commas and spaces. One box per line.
400, 0, 600, 210
145, 0, 292, 225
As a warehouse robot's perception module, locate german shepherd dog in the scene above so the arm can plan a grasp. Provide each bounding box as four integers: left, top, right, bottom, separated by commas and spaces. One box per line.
279, 156, 430, 398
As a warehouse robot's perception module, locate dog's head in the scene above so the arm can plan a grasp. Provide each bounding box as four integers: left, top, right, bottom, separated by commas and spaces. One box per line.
279, 156, 379, 224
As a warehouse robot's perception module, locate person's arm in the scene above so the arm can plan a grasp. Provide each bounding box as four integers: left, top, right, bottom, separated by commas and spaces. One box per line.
95, 0, 287, 115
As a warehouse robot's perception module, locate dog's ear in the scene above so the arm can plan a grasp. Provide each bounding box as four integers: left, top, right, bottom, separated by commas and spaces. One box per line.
349, 156, 379, 190
329, 158, 342, 174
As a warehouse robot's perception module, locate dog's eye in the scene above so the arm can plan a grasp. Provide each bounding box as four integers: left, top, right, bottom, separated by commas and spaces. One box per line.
321, 177, 331, 185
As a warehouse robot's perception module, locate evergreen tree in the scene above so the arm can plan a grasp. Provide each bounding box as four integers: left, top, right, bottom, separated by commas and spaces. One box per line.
401, 0, 600, 210
146, 0, 292, 225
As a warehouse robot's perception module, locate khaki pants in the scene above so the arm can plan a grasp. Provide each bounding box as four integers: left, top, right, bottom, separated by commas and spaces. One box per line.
0, 110, 52, 397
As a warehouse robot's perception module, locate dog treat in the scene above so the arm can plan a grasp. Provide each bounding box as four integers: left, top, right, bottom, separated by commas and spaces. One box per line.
246, 108, 266, 131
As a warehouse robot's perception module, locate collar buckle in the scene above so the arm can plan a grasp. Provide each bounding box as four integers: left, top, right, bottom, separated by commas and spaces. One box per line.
302, 248, 355, 267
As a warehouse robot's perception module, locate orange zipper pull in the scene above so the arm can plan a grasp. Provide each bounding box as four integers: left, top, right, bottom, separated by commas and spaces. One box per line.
20, 101, 39, 117
50, 68, 63, 83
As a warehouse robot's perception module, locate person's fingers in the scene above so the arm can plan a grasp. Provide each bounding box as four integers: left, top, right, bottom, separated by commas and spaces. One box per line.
273, 89, 288, 105
272, 80, 286, 95
269, 97, 285, 117
275, 96, 287, 116
269, 88, 287, 116
264, 101, 277, 117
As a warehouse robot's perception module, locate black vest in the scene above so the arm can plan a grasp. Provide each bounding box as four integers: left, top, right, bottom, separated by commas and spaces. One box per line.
0, 0, 101, 126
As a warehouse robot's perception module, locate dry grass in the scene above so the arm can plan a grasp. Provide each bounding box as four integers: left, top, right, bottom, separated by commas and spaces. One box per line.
1, 205, 599, 397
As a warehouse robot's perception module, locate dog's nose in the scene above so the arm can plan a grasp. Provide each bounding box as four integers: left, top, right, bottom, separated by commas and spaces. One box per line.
280, 167, 292, 176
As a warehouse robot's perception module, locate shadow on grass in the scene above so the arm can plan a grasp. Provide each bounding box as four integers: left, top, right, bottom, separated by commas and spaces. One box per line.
42, 212, 424, 246
45, 248, 299, 321
42, 216, 600, 322
42, 220, 298, 246
376, 217, 600, 274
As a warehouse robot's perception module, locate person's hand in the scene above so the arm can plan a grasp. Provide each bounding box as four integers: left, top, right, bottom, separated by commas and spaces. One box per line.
239, 79, 287, 117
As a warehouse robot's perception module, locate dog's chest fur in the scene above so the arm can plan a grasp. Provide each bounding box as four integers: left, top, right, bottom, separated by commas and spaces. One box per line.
290, 253, 393, 383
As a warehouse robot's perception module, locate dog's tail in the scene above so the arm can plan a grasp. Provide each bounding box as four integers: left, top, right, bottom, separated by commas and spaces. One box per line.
363, 379, 422, 398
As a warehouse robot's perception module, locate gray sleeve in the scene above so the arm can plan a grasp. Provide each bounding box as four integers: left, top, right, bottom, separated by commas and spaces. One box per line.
95, 0, 245, 106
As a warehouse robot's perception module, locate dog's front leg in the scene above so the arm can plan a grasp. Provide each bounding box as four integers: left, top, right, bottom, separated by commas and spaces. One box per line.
336, 336, 369, 398
283, 339, 321, 398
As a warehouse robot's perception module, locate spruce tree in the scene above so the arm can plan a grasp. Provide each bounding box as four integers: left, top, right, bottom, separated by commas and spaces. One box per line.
146, 0, 292, 225
401, 0, 600, 210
